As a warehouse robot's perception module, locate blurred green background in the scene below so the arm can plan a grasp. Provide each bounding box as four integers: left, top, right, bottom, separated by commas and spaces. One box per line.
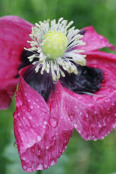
0, 0, 116, 174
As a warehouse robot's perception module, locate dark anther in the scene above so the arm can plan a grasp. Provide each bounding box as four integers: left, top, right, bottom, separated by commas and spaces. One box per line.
60, 65, 103, 94
78, 30, 86, 35
23, 66, 55, 101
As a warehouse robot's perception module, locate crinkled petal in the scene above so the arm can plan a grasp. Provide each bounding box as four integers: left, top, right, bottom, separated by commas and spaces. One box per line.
0, 16, 33, 109
13, 67, 73, 172
78, 26, 115, 52
63, 51, 116, 140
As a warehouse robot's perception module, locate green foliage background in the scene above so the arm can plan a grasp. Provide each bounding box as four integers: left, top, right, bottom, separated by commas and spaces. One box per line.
0, 0, 116, 174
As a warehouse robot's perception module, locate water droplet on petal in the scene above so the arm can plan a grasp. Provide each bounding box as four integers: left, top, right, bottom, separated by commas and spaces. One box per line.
38, 164, 43, 170
18, 113, 20, 116
27, 143, 31, 147
44, 164, 48, 168
86, 113, 88, 118
46, 146, 49, 149
29, 115, 32, 120
103, 119, 106, 126
22, 157, 26, 161
37, 135, 42, 141
111, 102, 115, 106
44, 121, 48, 125
17, 100, 23, 107
74, 123, 78, 129
107, 107, 110, 111
25, 93, 27, 96
50, 160, 55, 165
70, 115, 74, 121
30, 105, 34, 109
49, 117, 58, 128
23, 165, 27, 170
98, 122, 102, 127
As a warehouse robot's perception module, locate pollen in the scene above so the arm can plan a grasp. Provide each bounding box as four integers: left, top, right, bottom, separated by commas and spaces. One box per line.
42, 30, 68, 59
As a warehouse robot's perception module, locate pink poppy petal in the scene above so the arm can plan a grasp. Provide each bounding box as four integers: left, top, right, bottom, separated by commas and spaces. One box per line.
78, 26, 115, 52
63, 51, 116, 140
14, 67, 73, 172
0, 16, 33, 109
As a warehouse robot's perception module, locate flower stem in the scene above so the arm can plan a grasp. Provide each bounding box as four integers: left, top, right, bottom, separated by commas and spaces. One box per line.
37, 170, 42, 174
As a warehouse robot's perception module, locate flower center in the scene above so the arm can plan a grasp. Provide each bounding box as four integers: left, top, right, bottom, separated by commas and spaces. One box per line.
26, 18, 86, 81
42, 30, 68, 59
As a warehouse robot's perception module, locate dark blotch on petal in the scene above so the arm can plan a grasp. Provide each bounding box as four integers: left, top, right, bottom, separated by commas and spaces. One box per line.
23, 66, 55, 101
60, 65, 103, 94
19, 50, 38, 70
15, 50, 39, 79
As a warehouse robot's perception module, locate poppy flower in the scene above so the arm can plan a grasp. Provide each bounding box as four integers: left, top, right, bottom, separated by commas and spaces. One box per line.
0, 16, 116, 172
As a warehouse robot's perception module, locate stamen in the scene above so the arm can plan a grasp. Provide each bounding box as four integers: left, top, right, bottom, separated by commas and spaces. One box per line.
25, 18, 86, 81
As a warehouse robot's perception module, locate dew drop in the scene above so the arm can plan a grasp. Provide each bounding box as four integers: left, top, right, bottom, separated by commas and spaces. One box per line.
50, 160, 55, 165
107, 107, 110, 111
44, 164, 48, 168
30, 105, 34, 109
98, 122, 102, 127
74, 123, 78, 129
43, 125, 46, 128
18, 113, 20, 116
103, 119, 106, 126
46, 146, 49, 149
29, 115, 32, 120
37, 135, 42, 141
44, 121, 48, 125
23, 165, 27, 170
111, 102, 115, 106
22, 157, 26, 161
88, 136, 91, 140
27, 143, 31, 147
94, 111, 97, 115
38, 164, 43, 170
70, 115, 74, 121
86, 113, 88, 118
17, 100, 23, 107
25, 93, 27, 96
49, 117, 58, 128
